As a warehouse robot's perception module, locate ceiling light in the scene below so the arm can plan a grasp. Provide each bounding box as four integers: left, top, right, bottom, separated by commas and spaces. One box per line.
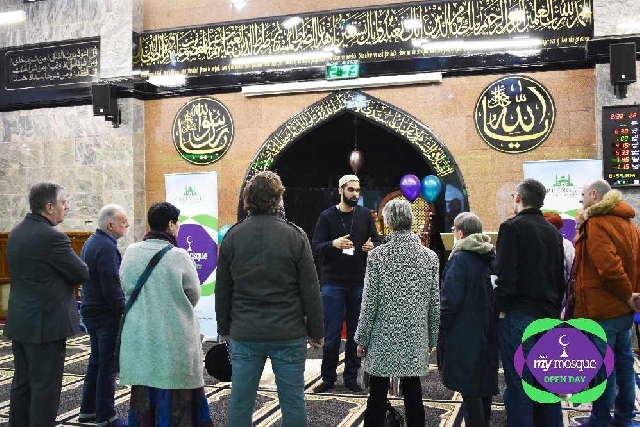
282, 16, 303, 29
322, 45, 341, 54
421, 40, 465, 51
231, 50, 335, 66
230, 0, 246, 10
617, 21, 640, 33
344, 24, 358, 35
0, 10, 26, 25
241, 72, 443, 97
402, 19, 422, 30
416, 37, 542, 53
148, 74, 187, 87
508, 9, 526, 22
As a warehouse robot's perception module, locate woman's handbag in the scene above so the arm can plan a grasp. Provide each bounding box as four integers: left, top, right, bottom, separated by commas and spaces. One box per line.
384, 400, 405, 427
114, 244, 173, 370
204, 342, 232, 382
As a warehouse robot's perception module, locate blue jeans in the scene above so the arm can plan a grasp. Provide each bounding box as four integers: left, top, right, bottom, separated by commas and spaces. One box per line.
80, 317, 120, 423
228, 338, 307, 427
498, 312, 562, 427
589, 313, 635, 427
320, 284, 363, 384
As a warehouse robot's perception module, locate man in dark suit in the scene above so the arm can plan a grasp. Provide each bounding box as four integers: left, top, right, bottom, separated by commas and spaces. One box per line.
6, 182, 89, 427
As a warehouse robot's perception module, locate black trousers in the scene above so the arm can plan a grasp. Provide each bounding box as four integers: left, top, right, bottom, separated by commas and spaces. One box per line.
461, 395, 492, 427
9, 339, 66, 427
364, 375, 425, 427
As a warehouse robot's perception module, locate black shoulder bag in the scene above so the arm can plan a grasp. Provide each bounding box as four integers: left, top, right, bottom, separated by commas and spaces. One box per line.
114, 244, 173, 370
384, 399, 405, 427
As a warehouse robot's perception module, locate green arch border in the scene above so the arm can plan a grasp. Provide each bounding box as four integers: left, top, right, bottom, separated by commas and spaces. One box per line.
237, 90, 468, 219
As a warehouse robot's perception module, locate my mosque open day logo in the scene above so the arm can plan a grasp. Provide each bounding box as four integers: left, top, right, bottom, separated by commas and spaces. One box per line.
515, 318, 614, 403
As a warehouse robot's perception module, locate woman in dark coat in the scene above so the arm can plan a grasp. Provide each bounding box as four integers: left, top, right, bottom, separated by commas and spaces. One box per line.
438, 212, 498, 427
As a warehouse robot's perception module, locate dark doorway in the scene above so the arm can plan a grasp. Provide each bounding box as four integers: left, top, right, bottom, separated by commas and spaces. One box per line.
272, 111, 439, 240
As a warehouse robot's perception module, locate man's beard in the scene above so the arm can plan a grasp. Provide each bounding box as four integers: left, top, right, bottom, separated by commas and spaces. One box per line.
343, 194, 358, 207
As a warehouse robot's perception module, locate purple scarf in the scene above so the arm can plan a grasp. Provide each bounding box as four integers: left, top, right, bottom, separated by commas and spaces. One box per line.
143, 230, 177, 246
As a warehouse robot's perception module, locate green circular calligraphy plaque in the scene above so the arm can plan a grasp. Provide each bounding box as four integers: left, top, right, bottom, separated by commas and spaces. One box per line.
172, 97, 234, 165
475, 75, 555, 154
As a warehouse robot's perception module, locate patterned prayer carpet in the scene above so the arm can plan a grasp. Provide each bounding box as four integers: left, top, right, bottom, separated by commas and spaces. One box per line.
0, 326, 638, 426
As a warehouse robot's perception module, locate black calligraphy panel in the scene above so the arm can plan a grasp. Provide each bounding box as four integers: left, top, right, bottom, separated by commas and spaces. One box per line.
134, 0, 593, 76
172, 97, 234, 165
5, 39, 99, 90
474, 75, 555, 153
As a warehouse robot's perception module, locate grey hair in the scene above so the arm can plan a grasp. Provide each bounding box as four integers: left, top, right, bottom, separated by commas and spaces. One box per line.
587, 179, 611, 198
28, 182, 66, 214
97, 204, 126, 230
382, 199, 413, 231
516, 178, 546, 209
453, 212, 482, 236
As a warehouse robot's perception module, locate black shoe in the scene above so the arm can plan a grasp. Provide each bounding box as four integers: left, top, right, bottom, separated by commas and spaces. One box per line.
78, 413, 97, 423
313, 382, 333, 393
345, 379, 363, 393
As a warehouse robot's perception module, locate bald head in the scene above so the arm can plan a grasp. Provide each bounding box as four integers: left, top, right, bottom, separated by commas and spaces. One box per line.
581, 179, 611, 208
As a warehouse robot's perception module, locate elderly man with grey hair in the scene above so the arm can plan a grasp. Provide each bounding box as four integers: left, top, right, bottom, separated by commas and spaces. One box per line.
439, 211, 498, 427
355, 199, 439, 426
6, 182, 89, 426
78, 204, 129, 426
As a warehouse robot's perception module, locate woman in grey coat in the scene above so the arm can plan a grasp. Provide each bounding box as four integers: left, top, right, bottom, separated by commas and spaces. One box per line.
355, 199, 440, 427
119, 202, 213, 426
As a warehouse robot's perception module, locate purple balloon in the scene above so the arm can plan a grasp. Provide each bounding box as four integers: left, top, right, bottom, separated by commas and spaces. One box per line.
399, 174, 421, 202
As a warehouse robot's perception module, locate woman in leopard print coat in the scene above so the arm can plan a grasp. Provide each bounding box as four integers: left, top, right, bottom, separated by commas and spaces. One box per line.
355, 199, 440, 427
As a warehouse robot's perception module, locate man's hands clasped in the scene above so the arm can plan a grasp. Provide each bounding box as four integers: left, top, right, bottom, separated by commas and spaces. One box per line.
333, 234, 353, 250
332, 235, 374, 252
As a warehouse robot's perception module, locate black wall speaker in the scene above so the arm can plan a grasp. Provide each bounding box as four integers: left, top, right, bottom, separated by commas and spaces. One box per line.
91, 84, 117, 116
610, 42, 637, 85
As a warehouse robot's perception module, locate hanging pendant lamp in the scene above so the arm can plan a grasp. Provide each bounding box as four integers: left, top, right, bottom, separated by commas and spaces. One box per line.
349, 116, 363, 174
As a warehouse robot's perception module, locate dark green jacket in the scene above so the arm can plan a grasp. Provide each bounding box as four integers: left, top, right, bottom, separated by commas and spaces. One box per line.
216, 213, 324, 341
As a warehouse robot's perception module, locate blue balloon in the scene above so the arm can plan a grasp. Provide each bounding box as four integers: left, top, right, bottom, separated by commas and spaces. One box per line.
218, 225, 233, 244
420, 175, 442, 203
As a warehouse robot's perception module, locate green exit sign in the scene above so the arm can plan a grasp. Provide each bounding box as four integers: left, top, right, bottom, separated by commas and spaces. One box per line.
326, 60, 360, 80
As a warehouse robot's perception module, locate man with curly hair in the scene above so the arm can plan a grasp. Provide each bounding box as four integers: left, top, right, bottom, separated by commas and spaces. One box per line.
217, 171, 324, 427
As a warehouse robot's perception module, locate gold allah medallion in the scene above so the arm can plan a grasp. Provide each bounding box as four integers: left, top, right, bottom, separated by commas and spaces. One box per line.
475, 75, 555, 154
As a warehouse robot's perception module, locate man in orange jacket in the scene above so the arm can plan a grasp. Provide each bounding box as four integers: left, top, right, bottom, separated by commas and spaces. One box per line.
574, 179, 640, 427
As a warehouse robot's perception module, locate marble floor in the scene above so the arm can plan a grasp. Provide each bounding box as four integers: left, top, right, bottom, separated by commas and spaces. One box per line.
0, 330, 638, 426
